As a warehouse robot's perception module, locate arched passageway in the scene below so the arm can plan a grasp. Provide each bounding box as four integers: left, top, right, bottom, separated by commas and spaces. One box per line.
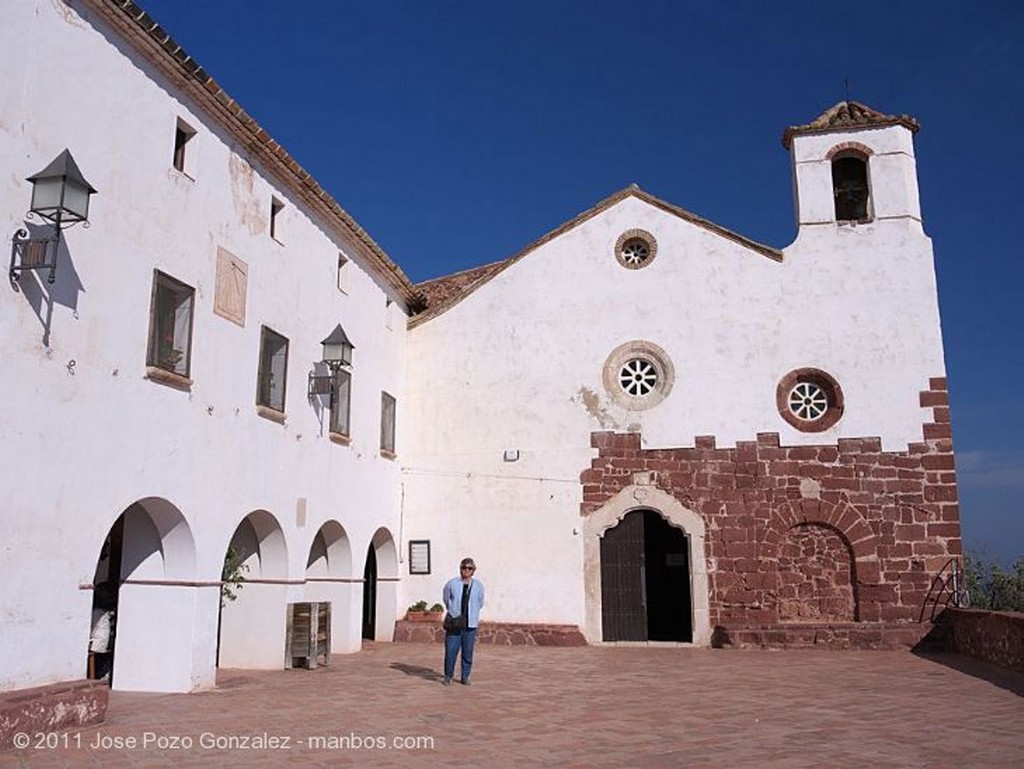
361, 528, 398, 642
218, 510, 288, 669
306, 521, 356, 652
89, 497, 202, 691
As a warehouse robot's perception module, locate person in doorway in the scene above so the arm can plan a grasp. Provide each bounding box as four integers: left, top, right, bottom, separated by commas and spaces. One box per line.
442, 557, 484, 686
89, 582, 116, 680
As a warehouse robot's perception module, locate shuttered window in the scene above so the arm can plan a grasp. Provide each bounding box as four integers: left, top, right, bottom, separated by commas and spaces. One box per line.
380, 391, 396, 455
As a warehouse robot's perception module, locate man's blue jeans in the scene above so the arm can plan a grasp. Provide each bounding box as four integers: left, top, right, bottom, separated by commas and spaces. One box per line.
444, 627, 477, 681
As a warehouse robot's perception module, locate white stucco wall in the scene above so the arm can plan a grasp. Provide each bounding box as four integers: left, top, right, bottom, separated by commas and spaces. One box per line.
403, 131, 946, 628
0, 2, 407, 692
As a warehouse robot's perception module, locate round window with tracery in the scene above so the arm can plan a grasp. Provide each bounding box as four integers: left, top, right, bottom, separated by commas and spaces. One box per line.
614, 229, 657, 270
603, 341, 674, 410
776, 368, 844, 432
619, 358, 659, 396
788, 381, 829, 421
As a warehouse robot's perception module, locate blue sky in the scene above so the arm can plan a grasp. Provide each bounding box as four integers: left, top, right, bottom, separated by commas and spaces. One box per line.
138, 0, 1023, 564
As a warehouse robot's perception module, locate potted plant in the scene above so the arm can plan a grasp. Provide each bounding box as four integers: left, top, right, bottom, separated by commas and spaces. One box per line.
406, 600, 444, 622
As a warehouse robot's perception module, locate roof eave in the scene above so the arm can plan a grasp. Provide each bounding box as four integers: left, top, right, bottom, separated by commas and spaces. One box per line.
409, 185, 782, 329
82, 0, 420, 308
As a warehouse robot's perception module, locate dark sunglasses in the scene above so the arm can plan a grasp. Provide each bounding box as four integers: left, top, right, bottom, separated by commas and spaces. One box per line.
461, 565, 476, 571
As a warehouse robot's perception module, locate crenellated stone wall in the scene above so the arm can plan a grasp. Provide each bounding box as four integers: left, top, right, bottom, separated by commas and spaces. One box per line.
580, 378, 961, 640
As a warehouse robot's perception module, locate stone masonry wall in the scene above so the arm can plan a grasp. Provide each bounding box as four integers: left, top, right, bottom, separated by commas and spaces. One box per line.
581, 377, 961, 632
934, 608, 1024, 671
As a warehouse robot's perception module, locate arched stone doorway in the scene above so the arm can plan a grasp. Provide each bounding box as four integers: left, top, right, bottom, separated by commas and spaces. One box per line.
218, 510, 288, 669
361, 528, 398, 642
90, 497, 201, 692
600, 509, 692, 642
306, 521, 356, 652
584, 484, 710, 645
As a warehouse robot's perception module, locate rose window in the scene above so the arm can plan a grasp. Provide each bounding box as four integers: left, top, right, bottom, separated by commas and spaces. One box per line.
614, 229, 658, 270
603, 341, 674, 410
788, 381, 829, 421
776, 368, 844, 432
620, 238, 650, 267
618, 358, 659, 397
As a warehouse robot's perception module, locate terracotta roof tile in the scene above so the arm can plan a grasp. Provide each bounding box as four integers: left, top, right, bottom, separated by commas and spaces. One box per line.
415, 261, 507, 312
782, 101, 919, 148
86, 0, 419, 307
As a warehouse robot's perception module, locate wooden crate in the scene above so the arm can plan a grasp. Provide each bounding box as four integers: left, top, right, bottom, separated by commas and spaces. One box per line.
285, 602, 331, 669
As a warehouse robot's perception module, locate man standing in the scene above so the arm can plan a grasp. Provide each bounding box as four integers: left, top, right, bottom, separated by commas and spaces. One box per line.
442, 557, 485, 686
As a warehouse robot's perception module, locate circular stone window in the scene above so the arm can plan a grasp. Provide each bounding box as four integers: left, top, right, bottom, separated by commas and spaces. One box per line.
603, 341, 674, 410
614, 229, 658, 270
776, 368, 844, 432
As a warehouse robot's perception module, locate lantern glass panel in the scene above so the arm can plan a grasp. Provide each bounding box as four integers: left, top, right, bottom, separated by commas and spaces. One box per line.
63, 180, 91, 220
322, 340, 343, 364
30, 177, 64, 214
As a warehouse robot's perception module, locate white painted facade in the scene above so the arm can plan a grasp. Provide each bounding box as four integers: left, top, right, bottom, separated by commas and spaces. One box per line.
1, 1, 410, 692
0, 0, 952, 696
401, 122, 946, 636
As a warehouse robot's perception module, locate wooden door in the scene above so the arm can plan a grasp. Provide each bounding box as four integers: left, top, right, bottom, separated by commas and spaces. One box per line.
600, 511, 647, 641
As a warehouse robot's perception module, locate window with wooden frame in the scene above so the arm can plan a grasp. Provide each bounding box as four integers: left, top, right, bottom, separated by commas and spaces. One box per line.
380, 391, 396, 455
257, 326, 289, 414
330, 368, 352, 438
146, 270, 195, 378
172, 118, 196, 176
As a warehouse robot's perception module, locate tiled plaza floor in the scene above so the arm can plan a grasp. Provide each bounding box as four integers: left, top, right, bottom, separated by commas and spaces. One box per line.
2, 643, 1023, 768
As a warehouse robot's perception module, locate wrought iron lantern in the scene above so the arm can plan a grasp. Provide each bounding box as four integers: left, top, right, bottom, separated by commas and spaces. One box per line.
308, 324, 354, 402
10, 149, 97, 285
320, 324, 354, 369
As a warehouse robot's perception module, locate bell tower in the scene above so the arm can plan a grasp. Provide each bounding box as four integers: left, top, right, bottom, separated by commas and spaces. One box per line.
783, 101, 923, 230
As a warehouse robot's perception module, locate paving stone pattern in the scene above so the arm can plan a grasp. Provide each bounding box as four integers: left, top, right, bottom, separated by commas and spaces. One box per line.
3, 644, 1022, 768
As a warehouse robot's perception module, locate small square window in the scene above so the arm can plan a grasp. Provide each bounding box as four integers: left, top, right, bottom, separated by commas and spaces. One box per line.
337, 253, 350, 294
270, 197, 284, 241
172, 119, 196, 175
380, 391, 396, 455
257, 326, 289, 413
146, 270, 195, 378
409, 540, 431, 575
385, 298, 394, 331
330, 368, 352, 438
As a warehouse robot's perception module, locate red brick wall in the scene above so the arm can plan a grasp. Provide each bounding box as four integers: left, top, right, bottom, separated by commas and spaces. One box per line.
581, 377, 961, 632
778, 523, 856, 622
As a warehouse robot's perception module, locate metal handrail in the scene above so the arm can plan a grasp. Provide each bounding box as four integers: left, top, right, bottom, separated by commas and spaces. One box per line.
919, 557, 970, 622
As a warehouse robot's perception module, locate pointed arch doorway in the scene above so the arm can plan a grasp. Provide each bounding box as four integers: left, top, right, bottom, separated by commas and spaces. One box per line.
600, 509, 692, 642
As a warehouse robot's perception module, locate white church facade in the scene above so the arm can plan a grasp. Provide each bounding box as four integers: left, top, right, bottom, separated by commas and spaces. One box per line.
1, 0, 961, 713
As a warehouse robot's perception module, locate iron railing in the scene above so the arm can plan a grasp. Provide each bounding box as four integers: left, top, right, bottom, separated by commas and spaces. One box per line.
919, 557, 970, 622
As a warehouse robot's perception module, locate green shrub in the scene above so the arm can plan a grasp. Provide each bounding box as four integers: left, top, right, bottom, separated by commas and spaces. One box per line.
963, 553, 1024, 612
221, 546, 250, 606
